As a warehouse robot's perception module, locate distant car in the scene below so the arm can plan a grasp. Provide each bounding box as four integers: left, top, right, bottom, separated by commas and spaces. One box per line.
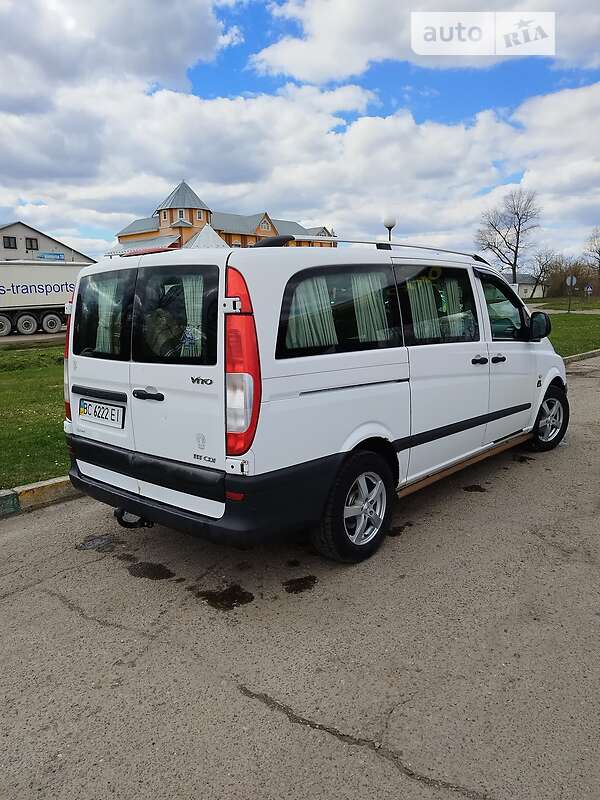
64, 240, 568, 562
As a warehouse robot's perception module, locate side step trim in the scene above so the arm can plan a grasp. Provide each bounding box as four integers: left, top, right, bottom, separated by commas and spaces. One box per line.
397, 433, 532, 499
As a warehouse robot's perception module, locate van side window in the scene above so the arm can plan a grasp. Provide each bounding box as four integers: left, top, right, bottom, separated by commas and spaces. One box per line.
479, 276, 526, 341
73, 269, 135, 360
276, 265, 402, 358
132, 264, 218, 365
396, 266, 479, 346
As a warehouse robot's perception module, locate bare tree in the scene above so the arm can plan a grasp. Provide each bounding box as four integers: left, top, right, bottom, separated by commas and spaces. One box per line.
529, 249, 555, 299
475, 189, 541, 283
584, 226, 600, 278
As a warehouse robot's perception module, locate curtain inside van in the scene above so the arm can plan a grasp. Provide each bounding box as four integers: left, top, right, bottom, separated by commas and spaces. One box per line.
95, 278, 120, 352
445, 277, 463, 338
181, 274, 204, 357
407, 278, 441, 340
351, 272, 387, 342
286, 276, 338, 350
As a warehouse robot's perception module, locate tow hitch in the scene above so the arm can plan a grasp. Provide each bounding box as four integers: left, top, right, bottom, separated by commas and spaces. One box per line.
114, 508, 154, 530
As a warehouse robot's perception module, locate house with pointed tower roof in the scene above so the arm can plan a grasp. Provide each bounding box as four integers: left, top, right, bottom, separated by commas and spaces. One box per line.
113, 180, 335, 254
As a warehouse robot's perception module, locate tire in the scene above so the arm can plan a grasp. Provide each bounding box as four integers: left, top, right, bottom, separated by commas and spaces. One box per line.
529, 385, 569, 451
0, 314, 11, 337
41, 312, 62, 333
311, 450, 395, 563
16, 313, 38, 335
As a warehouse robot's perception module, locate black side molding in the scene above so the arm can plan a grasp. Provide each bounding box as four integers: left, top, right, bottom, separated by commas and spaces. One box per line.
72, 385, 128, 404
394, 403, 532, 451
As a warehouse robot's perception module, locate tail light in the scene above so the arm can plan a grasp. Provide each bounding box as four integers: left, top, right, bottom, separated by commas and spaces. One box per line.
225, 267, 261, 456
64, 293, 73, 421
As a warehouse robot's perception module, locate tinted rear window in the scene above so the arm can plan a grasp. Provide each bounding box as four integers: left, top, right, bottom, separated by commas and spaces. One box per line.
73, 269, 135, 360
132, 264, 219, 365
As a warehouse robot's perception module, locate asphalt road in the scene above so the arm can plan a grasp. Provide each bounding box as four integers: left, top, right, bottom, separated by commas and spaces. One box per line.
2, 358, 599, 800
0, 331, 65, 349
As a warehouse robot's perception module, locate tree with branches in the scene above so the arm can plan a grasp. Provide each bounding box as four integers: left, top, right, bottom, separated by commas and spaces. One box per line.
475, 189, 541, 284
529, 249, 555, 299
584, 226, 600, 278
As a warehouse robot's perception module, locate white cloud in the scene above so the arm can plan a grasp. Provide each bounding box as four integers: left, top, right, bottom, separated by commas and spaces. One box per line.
1, 45, 599, 261
252, 0, 600, 82
0, 0, 243, 111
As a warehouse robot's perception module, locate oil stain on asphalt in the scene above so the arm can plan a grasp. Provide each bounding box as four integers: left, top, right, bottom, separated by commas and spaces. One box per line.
463, 484, 487, 493
127, 562, 175, 580
282, 575, 317, 594
196, 584, 254, 610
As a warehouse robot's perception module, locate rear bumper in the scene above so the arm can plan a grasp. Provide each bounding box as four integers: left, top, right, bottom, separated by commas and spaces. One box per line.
68, 444, 343, 544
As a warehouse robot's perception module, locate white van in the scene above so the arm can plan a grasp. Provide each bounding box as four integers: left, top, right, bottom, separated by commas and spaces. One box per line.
64, 238, 568, 562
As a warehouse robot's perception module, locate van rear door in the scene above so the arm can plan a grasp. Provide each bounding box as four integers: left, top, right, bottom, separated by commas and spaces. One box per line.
70, 265, 138, 494
129, 259, 226, 518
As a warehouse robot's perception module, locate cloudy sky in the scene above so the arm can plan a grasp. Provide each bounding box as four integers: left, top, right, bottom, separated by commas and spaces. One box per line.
1, 0, 599, 261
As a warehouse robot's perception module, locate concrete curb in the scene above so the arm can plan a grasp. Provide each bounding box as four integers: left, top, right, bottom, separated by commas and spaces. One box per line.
0, 476, 80, 519
564, 348, 600, 365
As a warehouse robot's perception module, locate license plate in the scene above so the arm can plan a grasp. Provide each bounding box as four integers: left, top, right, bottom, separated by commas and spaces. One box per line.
79, 398, 124, 429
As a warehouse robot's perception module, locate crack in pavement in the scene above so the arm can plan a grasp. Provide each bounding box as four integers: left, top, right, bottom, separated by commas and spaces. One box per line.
40, 588, 154, 638
238, 685, 495, 800
527, 528, 598, 566
0, 554, 111, 603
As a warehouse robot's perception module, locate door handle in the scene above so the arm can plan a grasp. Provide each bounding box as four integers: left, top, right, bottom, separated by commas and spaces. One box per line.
471, 355, 489, 365
133, 389, 165, 401
491, 354, 507, 364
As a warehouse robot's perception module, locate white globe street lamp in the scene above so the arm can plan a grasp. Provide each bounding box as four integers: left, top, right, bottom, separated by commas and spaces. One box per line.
383, 215, 397, 242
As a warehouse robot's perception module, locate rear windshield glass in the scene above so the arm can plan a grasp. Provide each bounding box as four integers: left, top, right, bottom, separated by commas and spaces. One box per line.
132, 264, 219, 365
73, 269, 135, 360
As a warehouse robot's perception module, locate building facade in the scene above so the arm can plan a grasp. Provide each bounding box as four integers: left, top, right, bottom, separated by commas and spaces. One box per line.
0, 221, 93, 263
113, 181, 335, 254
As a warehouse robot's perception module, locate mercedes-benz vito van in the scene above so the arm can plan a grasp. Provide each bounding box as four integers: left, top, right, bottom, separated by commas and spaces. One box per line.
64, 239, 568, 562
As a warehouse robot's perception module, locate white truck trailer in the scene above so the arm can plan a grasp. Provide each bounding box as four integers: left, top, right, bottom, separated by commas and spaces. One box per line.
0, 260, 87, 336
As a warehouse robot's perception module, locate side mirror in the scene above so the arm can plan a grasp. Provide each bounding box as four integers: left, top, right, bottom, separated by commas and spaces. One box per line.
529, 311, 551, 341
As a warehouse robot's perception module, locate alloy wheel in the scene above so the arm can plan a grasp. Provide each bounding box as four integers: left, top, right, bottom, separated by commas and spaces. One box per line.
343, 471, 387, 545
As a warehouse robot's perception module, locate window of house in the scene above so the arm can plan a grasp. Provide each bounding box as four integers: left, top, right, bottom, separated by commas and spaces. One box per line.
276, 265, 402, 359
25, 237, 38, 250
178, 209, 185, 220
197, 210, 203, 221
260, 219, 271, 231
479, 275, 526, 341
162, 211, 167, 221
3, 236, 17, 249
396, 265, 479, 345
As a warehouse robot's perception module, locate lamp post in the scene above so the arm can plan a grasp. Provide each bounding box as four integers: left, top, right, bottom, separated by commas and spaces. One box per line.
383, 215, 397, 242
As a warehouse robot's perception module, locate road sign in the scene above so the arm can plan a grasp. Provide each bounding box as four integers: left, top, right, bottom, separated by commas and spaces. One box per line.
566, 275, 577, 287
585, 284, 593, 294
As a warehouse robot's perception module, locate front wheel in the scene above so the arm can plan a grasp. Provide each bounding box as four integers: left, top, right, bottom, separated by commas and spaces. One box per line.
311, 450, 395, 563
529, 385, 569, 451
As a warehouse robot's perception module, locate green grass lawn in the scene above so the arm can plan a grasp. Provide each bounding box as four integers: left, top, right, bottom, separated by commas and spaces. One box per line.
534, 297, 600, 311
0, 345, 69, 489
0, 318, 598, 489
548, 313, 600, 357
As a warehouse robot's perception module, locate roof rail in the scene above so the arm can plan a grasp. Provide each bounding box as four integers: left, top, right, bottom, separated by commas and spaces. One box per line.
261, 234, 489, 263
252, 235, 295, 248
